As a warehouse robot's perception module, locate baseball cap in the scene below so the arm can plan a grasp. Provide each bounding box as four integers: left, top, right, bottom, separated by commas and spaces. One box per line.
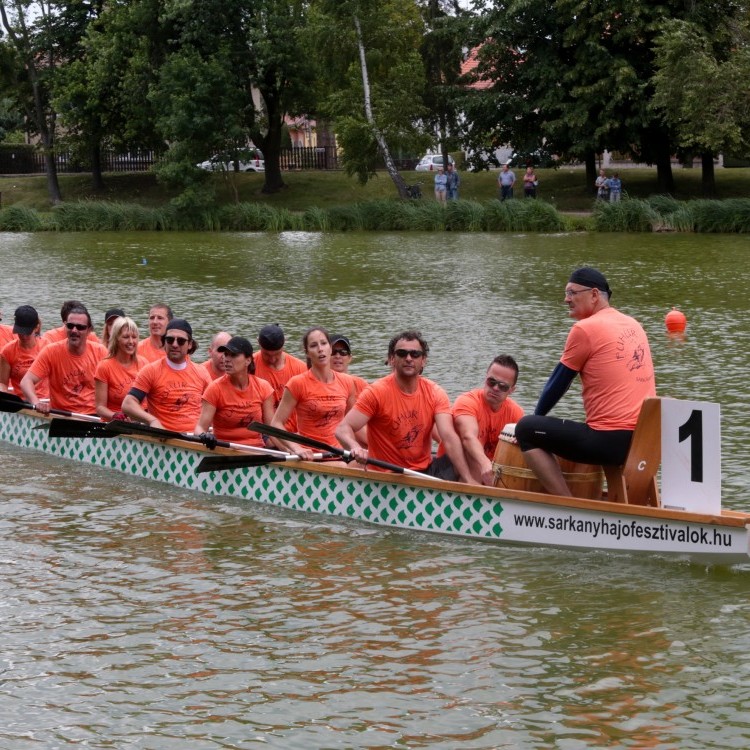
330, 334, 351, 353
568, 266, 612, 297
13, 305, 40, 335
218, 336, 254, 357
165, 318, 193, 338
104, 307, 125, 323
258, 323, 285, 351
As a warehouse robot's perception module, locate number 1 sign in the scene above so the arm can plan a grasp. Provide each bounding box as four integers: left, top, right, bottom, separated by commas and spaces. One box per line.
661, 399, 721, 515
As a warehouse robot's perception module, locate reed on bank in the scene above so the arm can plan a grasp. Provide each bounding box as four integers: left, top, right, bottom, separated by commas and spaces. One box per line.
3, 194, 750, 233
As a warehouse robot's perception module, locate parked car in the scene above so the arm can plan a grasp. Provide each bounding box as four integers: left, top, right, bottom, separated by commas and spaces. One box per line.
197, 148, 265, 172
415, 153, 455, 171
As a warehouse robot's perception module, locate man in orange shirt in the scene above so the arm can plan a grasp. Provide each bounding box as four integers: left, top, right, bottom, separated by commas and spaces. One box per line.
22, 304, 107, 414
137, 303, 173, 363
336, 330, 475, 482
0, 306, 14, 348
253, 323, 307, 409
515, 267, 656, 496
0, 305, 48, 397
123, 318, 210, 432
450, 354, 525, 486
201, 331, 232, 380
42, 300, 100, 344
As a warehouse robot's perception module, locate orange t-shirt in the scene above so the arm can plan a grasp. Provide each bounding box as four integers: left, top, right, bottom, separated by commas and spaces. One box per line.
1, 337, 48, 397
0, 324, 14, 349
95, 355, 148, 414
42, 326, 100, 345
253, 351, 308, 406
285, 369, 355, 446
443, 389, 524, 460
561, 306, 656, 430
201, 360, 225, 381
202, 374, 274, 445
355, 373, 452, 470
130, 358, 211, 432
28, 339, 107, 413
137, 337, 167, 363
351, 374, 369, 397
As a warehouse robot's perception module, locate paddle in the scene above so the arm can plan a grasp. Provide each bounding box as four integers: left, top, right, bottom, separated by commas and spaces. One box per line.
249, 421, 437, 481
0, 391, 101, 422
196, 452, 318, 473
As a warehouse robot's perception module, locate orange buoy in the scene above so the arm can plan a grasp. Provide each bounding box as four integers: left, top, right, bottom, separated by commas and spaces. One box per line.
665, 307, 687, 333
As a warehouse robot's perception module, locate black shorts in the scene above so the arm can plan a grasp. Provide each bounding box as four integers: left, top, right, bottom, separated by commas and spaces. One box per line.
515, 415, 633, 466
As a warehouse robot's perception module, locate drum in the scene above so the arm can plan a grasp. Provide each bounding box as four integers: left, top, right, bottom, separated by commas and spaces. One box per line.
492, 424, 545, 493
492, 424, 604, 499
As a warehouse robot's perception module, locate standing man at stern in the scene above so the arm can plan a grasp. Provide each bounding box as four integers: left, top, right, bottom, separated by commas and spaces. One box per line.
336, 330, 475, 483
514, 267, 655, 496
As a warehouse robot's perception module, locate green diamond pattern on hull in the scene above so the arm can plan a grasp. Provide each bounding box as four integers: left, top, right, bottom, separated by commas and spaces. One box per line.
0, 413, 505, 541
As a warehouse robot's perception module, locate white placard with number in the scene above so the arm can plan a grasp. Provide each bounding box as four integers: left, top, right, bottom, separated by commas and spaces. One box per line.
661, 398, 721, 514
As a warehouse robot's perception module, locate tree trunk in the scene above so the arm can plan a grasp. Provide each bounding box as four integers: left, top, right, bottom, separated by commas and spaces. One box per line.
354, 15, 409, 199
701, 152, 716, 196
91, 143, 105, 192
0, 1, 62, 204
585, 151, 597, 195
259, 88, 286, 195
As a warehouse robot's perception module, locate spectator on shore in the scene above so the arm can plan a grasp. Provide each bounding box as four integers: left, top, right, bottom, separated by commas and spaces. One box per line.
498, 163, 516, 201
595, 169, 609, 200
446, 164, 460, 200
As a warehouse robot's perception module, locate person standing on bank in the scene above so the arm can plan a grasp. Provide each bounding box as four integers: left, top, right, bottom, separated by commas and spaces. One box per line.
434, 166, 448, 204
446, 163, 460, 200
608, 172, 622, 202
523, 167, 538, 198
514, 268, 655, 496
595, 169, 609, 200
498, 163, 516, 201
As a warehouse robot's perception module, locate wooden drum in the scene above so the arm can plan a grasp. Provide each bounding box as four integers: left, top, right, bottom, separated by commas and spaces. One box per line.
492, 424, 604, 500
492, 425, 545, 494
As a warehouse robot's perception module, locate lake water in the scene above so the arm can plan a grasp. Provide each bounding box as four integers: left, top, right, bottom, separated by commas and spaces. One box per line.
1, 230, 749, 748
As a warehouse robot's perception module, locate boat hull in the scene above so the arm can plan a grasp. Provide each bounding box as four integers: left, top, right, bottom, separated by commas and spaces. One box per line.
2, 412, 748, 565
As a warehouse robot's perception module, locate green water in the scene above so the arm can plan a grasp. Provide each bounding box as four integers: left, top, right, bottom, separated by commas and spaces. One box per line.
0, 230, 749, 748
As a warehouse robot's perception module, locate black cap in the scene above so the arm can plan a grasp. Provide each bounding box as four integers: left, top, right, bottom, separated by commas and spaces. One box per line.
13, 305, 39, 335
105, 307, 125, 323
330, 334, 351, 353
218, 336, 254, 357
568, 266, 612, 298
258, 323, 284, 351
166, 318, 193, 338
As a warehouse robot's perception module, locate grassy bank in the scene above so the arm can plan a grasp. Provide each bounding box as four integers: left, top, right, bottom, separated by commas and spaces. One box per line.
2, 166, 750, 231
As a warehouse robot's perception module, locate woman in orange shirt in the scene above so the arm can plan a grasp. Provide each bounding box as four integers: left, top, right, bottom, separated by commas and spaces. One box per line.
194, 336, 275, 447
94, 316, 147, 419
271, 327, 356, 458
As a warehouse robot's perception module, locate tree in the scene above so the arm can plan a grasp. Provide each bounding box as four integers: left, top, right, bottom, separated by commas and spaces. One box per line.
311, 0, 430, 197
652, 19, 750, 195
0, 0, 63, 203
418, 0, 467, 167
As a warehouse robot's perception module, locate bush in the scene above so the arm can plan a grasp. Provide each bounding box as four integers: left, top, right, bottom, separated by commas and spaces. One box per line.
0, 204, 43, 231
591, 198, 659, 232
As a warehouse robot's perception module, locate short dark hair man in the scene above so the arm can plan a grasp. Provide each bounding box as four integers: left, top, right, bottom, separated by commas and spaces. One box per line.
22, 304, 107, 414
336, 330, 475, 483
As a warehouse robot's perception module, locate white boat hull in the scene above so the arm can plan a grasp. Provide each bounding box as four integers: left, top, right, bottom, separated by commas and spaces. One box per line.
2, 412, 748, 565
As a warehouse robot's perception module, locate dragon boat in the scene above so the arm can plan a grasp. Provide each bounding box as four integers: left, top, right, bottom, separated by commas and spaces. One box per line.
0, 396, 748, 566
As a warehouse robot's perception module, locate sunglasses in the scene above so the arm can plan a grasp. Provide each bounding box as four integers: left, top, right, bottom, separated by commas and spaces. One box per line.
332, 348, 350, 356
394, 349, 425, 359
486, 377, 512, 392
164, 335, 189, 346
65, 322, 89, 331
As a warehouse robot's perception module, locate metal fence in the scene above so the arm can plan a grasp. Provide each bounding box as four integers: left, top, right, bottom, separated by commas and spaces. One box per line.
0, 146, 342, 174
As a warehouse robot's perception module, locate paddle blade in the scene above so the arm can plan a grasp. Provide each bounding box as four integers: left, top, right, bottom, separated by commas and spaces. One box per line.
248, 421, 342, 456
0, 392, 30, 413
196, 454, 279, 473
47, 418, 111, 439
